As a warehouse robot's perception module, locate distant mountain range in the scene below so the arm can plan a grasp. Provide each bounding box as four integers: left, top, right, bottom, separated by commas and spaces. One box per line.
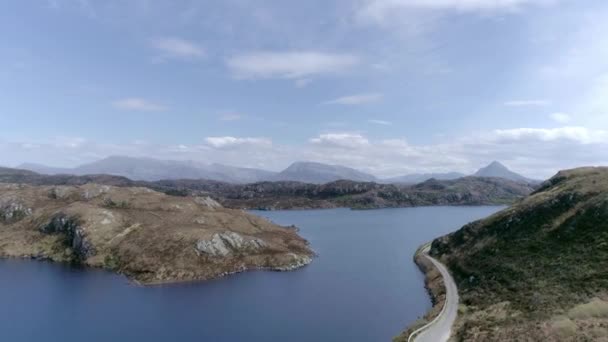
17, 156, 538, 184
382, 172, 467, 184
274, 161, 376, 183
0, 166, 536, 210
19, 156, 275, 183
18, 157, 377, 184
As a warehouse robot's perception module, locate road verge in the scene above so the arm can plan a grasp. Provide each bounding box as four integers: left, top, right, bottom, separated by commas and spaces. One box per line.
393, 243, 448, 342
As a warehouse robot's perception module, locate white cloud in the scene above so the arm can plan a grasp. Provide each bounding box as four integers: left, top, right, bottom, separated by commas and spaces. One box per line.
503, 99, 551, 107
112, 98, 167, 111
226, 51, 359, 79
491, 127, 607, 144
324, 93, 383, 105
359, 0, 555, 21
205, 136, 271, 149
310, 133, 370, 149
368, 119, 392, 125
550, 112, 571, 123
150, 37, 205, 60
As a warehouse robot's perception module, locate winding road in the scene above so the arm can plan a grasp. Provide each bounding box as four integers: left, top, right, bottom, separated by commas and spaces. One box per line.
408, 246, 459, 342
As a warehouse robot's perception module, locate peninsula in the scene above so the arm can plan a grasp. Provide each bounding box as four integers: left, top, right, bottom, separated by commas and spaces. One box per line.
0, 183, 313, 285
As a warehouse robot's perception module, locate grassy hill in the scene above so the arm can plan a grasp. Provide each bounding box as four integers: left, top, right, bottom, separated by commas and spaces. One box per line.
430, 167, 608, 341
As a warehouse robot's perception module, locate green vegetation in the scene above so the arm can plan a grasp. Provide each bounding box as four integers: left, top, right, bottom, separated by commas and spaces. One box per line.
430, 167, 608, 340
103, 254, 121, 270
102, 197, 130, 209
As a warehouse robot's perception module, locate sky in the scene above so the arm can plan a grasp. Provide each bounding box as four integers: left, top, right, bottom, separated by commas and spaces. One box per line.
1, 0, 608, 179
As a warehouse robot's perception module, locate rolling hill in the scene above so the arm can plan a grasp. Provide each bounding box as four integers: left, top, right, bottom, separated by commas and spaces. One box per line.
429, 167, 608, 341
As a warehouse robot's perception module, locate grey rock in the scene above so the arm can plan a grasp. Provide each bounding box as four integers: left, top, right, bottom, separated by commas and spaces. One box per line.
40, 214, 95, 259
248, 238, 267, 249
81, 185, 111, 200
275, 253, 313, 271
196, 232, 268, 257
0, 199, 32, 223
194, 196, 222, 209
196, 234, 231, 257
220, 231, 244, 249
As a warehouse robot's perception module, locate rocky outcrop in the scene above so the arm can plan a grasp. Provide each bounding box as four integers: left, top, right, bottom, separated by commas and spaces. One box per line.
39, 214, 95, 259
194, 196, 222, 209
0, 183, 314, 284
0, 199, 32, 223
196, 232, 268, 257
274, 253, 313, 271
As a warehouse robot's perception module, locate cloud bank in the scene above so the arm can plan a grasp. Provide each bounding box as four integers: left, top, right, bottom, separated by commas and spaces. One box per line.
3, 126, 607, 180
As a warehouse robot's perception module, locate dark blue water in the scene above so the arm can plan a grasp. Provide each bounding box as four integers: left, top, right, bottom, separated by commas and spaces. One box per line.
0, 206, 501, 342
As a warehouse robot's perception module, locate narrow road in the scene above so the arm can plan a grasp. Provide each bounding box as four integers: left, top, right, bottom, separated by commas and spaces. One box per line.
409, 246, 459, 342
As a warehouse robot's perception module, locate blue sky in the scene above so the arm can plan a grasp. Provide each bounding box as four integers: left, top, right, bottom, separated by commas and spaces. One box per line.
1, 0, 608, 178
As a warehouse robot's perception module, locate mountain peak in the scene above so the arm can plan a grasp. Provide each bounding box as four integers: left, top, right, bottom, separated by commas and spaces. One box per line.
474, 161, 528, 182
483, 161, 511, 172
488, 160, 506, 167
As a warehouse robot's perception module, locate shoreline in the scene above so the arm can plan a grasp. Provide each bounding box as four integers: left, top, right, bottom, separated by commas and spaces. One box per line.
394, 243, 447, 341
245, 203, 510, 212
0, 253, 314, 287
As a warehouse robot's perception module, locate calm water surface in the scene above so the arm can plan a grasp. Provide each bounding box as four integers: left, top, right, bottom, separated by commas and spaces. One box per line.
0, 206, 502, 342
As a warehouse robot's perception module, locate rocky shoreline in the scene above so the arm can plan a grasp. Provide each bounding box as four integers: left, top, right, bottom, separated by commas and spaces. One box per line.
0, 250, 315, 286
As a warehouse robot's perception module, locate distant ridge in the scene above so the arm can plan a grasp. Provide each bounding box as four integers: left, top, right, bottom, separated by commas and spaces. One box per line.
17, 156, 542, 185
382, 172, 466, 184
0, 166, 536, 210
273, 161, 377, 184
19, 156, 276, 183
18, 157, 378, 184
